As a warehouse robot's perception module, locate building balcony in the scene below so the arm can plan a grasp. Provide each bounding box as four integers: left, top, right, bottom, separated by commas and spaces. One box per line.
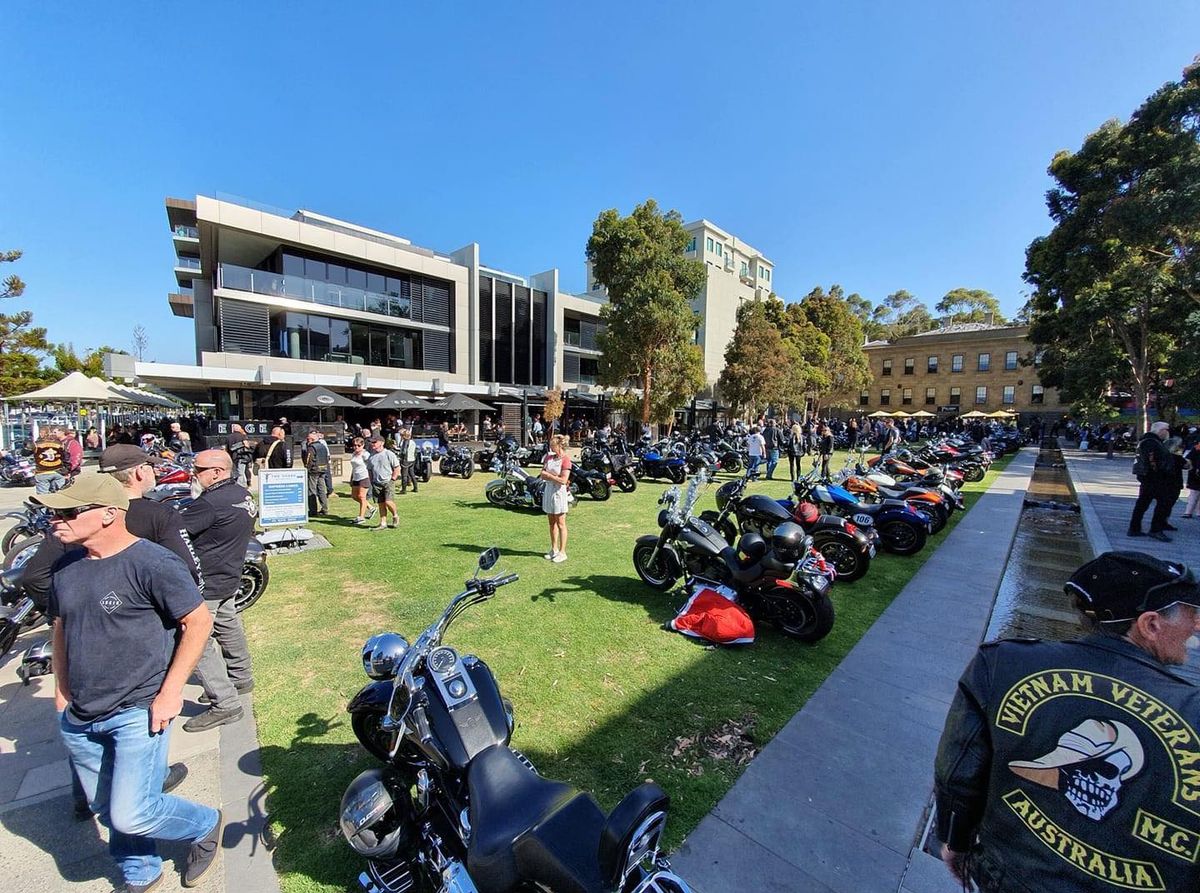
175, 256, 201, 285
168, 291, 194, 318
216, 262, 413, 321
172, 224, 200, 256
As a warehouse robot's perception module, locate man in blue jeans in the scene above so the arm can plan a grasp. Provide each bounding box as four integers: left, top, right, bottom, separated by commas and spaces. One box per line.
36, 475, 222, 892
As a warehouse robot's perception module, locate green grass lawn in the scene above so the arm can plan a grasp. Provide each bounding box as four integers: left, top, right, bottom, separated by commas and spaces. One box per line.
245, 450, 1013, 893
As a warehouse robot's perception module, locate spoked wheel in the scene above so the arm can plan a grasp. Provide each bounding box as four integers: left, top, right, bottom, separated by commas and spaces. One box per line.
668, 465, 686, 484
593, 479, 611, 501
235, 562, 270, 613
723, 457, 742, 474
962, 465, 984, 483
462, 462, 474, 480
616, 470, 637, 493
485, 483, 510, 507
632, 541, 677, 591
878, 520, 927, 556
766, 587, 835, 643
812, 536, 867, 582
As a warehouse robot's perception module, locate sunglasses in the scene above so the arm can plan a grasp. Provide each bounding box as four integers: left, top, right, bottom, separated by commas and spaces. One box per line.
50, 504, 103, 521
192, 466, 219, 473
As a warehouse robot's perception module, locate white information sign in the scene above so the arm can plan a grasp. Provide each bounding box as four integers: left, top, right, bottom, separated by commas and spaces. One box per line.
258, 468, 309, 528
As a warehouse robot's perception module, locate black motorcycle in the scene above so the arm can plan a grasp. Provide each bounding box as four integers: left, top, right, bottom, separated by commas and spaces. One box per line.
438, 445, 476, 480
342, 548, 693, 893
631, 472, 835, 642
0, 568, 41, 660
568, 463, 612, 501
484, 458, 546, 510
1, 502, 51, 555
698, 474, 875, 583
414, 442, 435, 484
581, 443, 638, 493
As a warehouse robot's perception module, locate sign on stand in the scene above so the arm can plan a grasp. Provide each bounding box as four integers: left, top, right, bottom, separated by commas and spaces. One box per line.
258, 468, 308, 528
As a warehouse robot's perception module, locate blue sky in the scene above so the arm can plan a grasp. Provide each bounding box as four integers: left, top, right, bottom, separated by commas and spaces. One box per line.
3, 2, 1198, 364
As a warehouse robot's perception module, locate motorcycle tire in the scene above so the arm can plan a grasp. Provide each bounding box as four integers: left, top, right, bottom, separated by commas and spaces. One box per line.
632, 541, 678, 591
877, 520, 927, 556
767, 586, 835, 643
485, 482, 510, 507
2, 525, 32, 556
351, 710, 396, 764
723, 456, 742, 474
440, 462, 451, 476
421, 465, 432, 484
593, 479, 611, 501
668, 465, 686, 484
962, 464, 985, 483
616, 469, 637, 493
462, 462, 474, 480
0, 621, 18, 660
812, 534, 868, 583
3, 534, 44, 574
235, 562, 270, 613
699, 511, 737, 545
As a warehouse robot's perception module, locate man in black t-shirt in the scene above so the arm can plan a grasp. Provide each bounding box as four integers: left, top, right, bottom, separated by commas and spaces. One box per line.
35, 475, 224, 890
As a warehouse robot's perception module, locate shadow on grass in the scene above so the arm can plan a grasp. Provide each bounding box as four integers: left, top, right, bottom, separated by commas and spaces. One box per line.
441, 542, 550, 559
532, 573, 680, 627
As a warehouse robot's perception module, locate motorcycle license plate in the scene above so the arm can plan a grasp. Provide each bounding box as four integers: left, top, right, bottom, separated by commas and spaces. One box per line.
868, 545, 876, 558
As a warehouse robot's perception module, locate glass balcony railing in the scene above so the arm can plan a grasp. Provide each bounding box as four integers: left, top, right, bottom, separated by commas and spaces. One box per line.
218, 262, 413, 321
173, 224, 199, 239
564, 331, 581, 347
175, 256, 202, 271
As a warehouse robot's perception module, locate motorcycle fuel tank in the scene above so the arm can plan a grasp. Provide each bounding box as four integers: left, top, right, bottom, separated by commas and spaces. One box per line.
423, 653, 511, 771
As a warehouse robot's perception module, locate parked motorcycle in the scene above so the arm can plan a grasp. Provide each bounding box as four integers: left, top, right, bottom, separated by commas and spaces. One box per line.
580, 443, 637, 493
438, 445, 476, 480
792, 471, 930, 556
698, 474, 875, 583
568, 463, 612, 501
484, 458, 546, 510
634, 438, 687, 484
342, 548, 693, 893
414, 442, 435, 484
0, 453, 36, 487
0, 568, 41, 660
1, 502, 52, 554
632, 471, 835, 641
709, 438, 744, 475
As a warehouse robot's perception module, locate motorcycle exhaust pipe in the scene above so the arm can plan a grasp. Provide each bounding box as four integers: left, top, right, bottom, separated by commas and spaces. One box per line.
8, 598, 34, 625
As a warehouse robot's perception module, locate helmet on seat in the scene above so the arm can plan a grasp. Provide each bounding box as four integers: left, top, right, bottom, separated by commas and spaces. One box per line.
736, 532, 768, 562
772, 522, 810, 562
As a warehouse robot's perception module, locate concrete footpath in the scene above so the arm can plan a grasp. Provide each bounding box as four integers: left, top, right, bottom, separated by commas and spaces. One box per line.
673, 447, 1038, 893
0, 479, 279, 893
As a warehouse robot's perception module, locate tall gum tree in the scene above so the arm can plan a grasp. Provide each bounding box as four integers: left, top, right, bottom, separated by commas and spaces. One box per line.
586, 200, 707, 425
1026, 59, 1200, 432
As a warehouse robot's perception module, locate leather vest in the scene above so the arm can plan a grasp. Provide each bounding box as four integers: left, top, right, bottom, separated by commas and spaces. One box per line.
34, 440, 65, 473
937, 636, 1200, 892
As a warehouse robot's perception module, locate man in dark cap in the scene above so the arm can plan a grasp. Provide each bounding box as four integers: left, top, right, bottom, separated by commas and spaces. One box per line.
934, 551, 1200, 891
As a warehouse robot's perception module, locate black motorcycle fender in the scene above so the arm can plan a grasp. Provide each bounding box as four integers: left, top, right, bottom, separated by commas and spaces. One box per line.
636, 534, 683, 579
347, 680, 393, 716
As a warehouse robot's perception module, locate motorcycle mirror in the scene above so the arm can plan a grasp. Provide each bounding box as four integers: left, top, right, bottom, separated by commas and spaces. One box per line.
478, 547, 500, 571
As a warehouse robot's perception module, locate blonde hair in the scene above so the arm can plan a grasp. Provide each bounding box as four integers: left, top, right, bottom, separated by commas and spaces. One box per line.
550, 434, 569, 450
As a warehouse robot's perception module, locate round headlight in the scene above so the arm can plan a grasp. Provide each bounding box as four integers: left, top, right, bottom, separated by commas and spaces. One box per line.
366, 633, 410, 680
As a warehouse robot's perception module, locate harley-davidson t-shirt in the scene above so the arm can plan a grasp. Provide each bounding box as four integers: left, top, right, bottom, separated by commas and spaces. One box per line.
48, 539, 203, 723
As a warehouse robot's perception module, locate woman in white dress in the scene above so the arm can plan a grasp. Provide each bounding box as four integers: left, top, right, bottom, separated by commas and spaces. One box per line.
540, 434, 572, 563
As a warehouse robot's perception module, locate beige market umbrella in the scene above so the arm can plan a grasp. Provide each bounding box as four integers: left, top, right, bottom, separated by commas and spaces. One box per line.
890, 411, 912, 418
987, 409, 1017, 418
960, 410, 988, 419
867, 410, 892, 418
909, 410, 936, 418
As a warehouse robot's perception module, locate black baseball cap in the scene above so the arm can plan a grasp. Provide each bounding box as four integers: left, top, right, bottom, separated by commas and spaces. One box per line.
1066, 551, 1200, 622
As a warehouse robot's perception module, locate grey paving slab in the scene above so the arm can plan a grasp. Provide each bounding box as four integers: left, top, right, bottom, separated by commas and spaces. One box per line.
676, 449, 1037, 893
901, 848, 967, 893
672, 815, 837, 893
14, 756, 71, 800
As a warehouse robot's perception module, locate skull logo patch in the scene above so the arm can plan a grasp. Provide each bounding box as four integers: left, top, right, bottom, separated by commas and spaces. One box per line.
1009, 719, 1145, 821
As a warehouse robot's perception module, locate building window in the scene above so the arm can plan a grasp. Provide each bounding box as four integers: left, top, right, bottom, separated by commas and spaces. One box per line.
859, 389, 870, 406
706, 237, 714, 253
925, 387, 936, 406
740, 260, 748, 277
880, 389, 891, 406
715, 243, 723, 258
903, 357, 914, 375
1034, 350, 1045, 366
902, 388, 913, 405
1005, 350, 1018, 370
685, 237, 696, 253
976, 385, 988, 405
1031, 384, 1045, 404
1003, 385, 1015, 405
882, 359, 893, 376
764, 268, 770, 281
952, 354, 963, 372
949, 387, 961, 405
978, 352, 991, 372
927, 355, 938, 373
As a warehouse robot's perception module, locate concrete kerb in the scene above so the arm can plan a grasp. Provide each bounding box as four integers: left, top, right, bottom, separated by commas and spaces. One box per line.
673, 448, 1037, 893
1057, 437, 1111, 557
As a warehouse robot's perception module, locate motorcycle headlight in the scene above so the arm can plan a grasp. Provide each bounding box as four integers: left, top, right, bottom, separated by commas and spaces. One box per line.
361, 633, 409, 679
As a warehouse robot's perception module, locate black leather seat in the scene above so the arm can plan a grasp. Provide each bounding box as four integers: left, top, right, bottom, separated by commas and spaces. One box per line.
467, 746, 608, 893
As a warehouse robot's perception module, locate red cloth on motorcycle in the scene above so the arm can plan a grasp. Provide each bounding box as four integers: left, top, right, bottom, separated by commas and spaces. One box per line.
669, 586, 755, 645
796, 501, 820, 524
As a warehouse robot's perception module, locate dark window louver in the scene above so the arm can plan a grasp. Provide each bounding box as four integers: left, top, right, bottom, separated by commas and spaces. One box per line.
479, 276, 493, 381
564, 352, 580, 383
514, 285, 531, 386
423, 331, 451, 372
495, 280, 513, 384
218, 299, 270, 356
532, 290, 546, 386
421, 277, 451, 326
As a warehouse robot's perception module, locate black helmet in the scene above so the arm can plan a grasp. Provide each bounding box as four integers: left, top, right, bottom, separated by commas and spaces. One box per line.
895, 449, 913, 462
499, 436, 519, 453
772, 522, 809, 562
339, 769, 411, 859
737, 532, 768, 562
